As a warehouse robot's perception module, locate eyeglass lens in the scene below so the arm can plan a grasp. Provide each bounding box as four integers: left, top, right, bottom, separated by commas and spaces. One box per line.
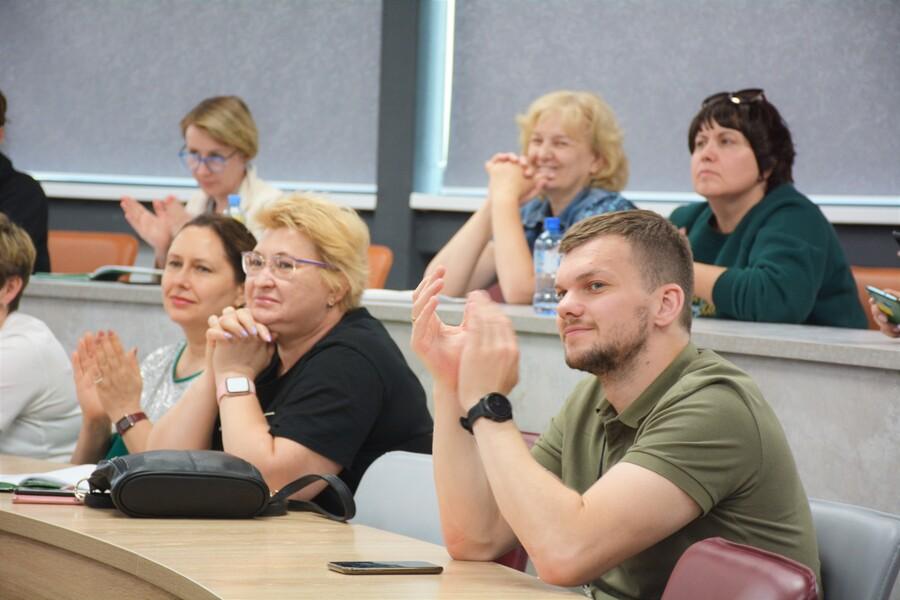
179, 149, 233, 173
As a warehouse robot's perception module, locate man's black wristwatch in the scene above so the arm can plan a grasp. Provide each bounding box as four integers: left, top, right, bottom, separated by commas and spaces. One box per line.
460, 392, 513, 433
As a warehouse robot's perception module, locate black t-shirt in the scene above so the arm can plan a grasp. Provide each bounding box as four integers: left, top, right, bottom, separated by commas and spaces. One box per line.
213, 307, 432, 509
0, 152, 50, 273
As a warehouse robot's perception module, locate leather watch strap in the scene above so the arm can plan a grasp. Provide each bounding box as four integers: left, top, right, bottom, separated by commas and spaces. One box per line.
115, 411, 148, 436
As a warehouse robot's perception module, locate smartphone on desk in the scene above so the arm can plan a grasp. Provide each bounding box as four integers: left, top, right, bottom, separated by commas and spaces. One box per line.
12, 487, 80, 505
327, 561, 443, 575
867, 285, 900, 325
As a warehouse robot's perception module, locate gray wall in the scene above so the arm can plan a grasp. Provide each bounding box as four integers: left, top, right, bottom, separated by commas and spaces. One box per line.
3, 1, 900, 283
445, 0, 900, 196
0, 0, 381, 184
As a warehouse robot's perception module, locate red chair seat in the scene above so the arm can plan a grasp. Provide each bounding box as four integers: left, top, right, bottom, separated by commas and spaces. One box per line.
661, 537, 818, 600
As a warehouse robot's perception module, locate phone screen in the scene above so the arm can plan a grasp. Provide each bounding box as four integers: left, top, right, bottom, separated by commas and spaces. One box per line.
14, 487, 76, 497
867, 285, 900, 324
327, 561, 443, 575
12, 490, 80, 505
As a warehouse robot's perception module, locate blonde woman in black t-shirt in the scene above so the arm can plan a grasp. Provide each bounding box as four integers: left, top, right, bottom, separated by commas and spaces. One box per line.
148, 193, 432, 507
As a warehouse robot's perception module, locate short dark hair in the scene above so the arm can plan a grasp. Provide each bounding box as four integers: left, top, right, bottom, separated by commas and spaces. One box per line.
0, 213, 36, 313
0, 89, 7, 127
688, 93, 795, 193
176, 214, 256, 284
560, 210, 694, 330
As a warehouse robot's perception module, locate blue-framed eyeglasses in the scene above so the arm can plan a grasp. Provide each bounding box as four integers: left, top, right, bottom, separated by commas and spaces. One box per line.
241, 251, 334, 280
178, 147, 239, 173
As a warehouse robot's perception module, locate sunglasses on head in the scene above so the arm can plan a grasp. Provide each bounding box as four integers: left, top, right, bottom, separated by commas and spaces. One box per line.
701, 88, 766, 107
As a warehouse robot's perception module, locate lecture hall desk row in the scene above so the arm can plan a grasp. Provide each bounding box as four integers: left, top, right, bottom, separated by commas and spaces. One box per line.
23, 279, 900, 517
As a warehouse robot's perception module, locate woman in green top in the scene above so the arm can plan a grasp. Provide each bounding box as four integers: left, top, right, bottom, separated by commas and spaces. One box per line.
670, 89, 867, 328
70, 214, 256, 462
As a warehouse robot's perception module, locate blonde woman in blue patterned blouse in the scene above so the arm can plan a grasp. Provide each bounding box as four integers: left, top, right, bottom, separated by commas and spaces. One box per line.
427, 90, 633, 304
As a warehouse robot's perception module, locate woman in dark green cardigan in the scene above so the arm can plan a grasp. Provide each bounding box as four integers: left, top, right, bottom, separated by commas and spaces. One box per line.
669, 89, 867, 328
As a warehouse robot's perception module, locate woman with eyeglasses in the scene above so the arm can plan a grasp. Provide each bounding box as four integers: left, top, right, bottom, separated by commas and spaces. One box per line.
427, 90, 634, 303
120, 96, 281, 266
147, 193, 433, 510
70, 214, 256, 463
670, 89, 866, 328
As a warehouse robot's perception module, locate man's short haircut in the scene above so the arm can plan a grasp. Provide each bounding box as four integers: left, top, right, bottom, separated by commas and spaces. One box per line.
560, 210, 694, 330
180, 95, 259, 160
687, 93, 795, 193
516, 90, 629, 192
255, 193, 370, 312
0, 88, 7, 127
0, 213, 37, 313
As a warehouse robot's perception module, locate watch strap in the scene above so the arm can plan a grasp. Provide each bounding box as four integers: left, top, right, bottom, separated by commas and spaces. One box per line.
216, 376, 256, 404
460, 392, 512, 434
115, 411, 148, 436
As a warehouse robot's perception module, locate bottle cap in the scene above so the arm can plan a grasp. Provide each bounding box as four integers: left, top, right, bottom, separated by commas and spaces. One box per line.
544, 217, 561, 232
228, 194, 241, 207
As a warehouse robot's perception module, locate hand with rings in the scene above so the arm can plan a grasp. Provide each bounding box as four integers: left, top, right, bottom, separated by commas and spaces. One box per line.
206, 306, 275, 380
91, 331, 143, 419
72, 334, 109, 426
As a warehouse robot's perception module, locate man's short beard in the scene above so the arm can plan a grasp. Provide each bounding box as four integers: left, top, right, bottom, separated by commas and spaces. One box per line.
565, 306, 650, 378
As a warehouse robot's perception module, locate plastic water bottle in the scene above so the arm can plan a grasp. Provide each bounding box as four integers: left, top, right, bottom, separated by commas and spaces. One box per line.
225, 194, 245, 224
532, 217, 563, 315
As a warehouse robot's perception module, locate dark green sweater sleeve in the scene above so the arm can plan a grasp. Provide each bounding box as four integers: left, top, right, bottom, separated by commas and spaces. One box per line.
712, 204, 828, 323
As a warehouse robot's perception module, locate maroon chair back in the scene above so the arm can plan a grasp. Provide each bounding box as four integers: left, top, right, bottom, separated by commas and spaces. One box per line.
494, 431, 541, 573
661, 537, 818, 600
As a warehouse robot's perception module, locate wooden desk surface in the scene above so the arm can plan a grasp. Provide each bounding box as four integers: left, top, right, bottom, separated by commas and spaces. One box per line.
0, 456, 574, 600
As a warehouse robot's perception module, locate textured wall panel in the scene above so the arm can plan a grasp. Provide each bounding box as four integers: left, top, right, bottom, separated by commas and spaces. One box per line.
0, 0, 381, 183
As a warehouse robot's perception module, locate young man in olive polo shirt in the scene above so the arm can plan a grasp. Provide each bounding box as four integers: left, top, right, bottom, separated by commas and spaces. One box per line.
412, 210, 820, 600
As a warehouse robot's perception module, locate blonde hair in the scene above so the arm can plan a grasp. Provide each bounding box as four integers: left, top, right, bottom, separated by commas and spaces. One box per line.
256, 193, 369, 311
517, 90, 629, 192
180, 96, 259, 159
0, 213, 36, 312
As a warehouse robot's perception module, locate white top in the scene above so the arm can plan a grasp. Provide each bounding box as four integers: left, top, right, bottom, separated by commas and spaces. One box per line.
0, 312, 80, 461
184, 166, 282, 239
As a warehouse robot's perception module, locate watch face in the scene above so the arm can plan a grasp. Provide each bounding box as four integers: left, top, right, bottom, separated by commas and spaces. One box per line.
485, 393, 513, 419
225, 377, 251, 394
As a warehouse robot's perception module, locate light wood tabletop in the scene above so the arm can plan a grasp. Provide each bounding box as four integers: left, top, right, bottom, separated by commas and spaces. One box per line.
0, 455, 575, 599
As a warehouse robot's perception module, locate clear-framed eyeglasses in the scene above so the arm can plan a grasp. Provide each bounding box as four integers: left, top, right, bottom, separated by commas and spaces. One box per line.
178, 147, 239, 174
241, 251, 334, 280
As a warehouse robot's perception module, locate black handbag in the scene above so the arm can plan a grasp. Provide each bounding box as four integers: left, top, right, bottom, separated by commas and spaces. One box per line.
81, 449, 356, 521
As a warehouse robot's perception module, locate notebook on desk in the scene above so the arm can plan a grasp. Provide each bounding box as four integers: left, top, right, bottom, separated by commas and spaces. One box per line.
87, 265, 163, 282
34, 266, 163, 284
0, 463, 96, 492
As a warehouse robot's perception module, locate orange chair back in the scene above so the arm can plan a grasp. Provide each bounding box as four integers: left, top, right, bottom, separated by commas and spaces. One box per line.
850, 266, 900, 330
48, 230, 139, 274
661, 537, 818, 600
367, 244, 394, 289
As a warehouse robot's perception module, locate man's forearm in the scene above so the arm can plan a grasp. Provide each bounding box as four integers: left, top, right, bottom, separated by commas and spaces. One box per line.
472, 418, 592, 574
432, 385, 517, 558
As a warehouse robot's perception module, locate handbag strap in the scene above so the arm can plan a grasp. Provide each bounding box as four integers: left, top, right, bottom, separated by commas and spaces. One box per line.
262, 473, 356, 522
